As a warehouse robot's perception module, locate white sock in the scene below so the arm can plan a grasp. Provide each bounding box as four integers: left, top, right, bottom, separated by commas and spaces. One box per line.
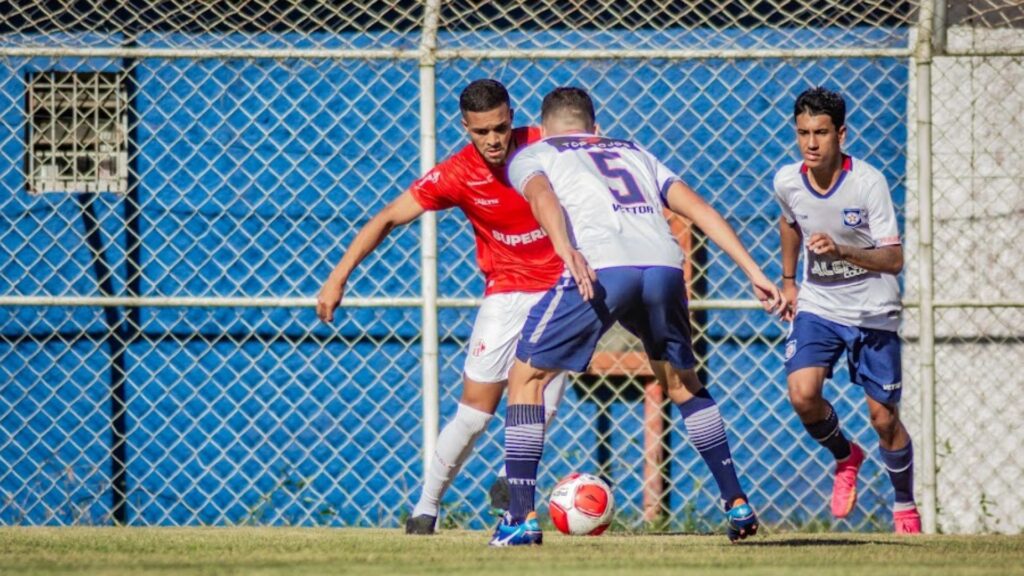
412, 403, 492, 517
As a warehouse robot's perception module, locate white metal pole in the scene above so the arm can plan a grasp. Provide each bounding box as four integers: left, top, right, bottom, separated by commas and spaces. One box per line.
915, 0, 938, 535
418, 0, 442, 485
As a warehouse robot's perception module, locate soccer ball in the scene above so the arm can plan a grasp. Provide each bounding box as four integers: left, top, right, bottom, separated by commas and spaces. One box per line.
548, 472, 614, 536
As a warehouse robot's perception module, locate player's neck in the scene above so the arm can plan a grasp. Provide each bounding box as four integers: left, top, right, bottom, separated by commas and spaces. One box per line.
806, 154, 845, 195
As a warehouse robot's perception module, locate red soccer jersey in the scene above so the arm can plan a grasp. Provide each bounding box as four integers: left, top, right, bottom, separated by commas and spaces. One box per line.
409, 127, 564, 295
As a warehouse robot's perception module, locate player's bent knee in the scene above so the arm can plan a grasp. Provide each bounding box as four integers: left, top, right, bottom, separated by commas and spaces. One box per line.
869, 406, 900, 437
459, 377, 505, 414
454, 403, 493, 435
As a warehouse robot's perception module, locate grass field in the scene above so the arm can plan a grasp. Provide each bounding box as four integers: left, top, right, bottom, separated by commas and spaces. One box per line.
2, 527, 1022, 576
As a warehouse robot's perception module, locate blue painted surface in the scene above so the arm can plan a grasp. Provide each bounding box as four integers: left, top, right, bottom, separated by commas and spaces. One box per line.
0, 27, 907, 529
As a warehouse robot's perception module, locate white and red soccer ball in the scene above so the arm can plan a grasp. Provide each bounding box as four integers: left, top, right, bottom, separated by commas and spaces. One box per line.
548, 472, 615, 536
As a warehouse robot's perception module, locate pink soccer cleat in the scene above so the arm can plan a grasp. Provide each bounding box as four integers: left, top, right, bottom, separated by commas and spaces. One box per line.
894, 507, 922, 534
831, 442, 864, 519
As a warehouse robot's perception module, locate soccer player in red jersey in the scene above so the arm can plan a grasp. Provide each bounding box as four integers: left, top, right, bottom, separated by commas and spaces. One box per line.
316, 79, 568, 535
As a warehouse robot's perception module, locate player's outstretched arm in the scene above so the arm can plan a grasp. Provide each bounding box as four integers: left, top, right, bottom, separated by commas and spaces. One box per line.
316, 191, 425, 323
779, 216, 802, 322
521, 174, 596, 300
664, 181, 785, 315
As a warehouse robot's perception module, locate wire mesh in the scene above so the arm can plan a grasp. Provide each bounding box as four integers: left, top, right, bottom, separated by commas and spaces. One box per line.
917, 18, 1024, 530
436, 1, 917, 50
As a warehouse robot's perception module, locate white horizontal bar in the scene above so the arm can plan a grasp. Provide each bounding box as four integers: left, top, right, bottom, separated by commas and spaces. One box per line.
931, 299, 1024, 309
3, 295, 1020, 310
0, 46, 423, 60
0, 295, 417, 308
0, 295, 762, 309
435, 47, 913, 60
943, 47, 1024, 57
0, 46, 912, 60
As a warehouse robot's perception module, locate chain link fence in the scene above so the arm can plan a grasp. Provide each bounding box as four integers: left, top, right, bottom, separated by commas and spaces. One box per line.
0, 1, 1020, 534
905, 0, 1024, 534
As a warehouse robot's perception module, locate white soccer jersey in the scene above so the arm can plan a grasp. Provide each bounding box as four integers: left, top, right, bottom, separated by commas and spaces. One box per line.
508, 134, 684, 271
773, 156, 902, 332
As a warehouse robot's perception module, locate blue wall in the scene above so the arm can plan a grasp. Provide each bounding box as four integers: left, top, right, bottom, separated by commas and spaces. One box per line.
0, 28, 907, 529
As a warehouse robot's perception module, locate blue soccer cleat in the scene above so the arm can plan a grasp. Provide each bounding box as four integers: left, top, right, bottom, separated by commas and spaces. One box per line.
488, 511, 543, 547
726, 500, 759, 542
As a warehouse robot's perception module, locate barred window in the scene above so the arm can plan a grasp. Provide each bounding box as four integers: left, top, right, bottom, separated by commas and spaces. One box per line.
26, 71, 128, 194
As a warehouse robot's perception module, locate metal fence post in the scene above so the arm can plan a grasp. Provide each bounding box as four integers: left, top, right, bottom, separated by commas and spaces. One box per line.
915, 0, 938, 535
418, 0, 442, 484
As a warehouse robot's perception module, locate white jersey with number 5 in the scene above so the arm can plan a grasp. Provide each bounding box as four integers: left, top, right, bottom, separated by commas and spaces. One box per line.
773, 156, 902, 332
508, 134, 684, 271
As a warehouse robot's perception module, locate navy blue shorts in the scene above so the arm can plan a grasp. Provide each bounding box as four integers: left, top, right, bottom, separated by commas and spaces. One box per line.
784, 312, 902, 405
516, 266, 697, 373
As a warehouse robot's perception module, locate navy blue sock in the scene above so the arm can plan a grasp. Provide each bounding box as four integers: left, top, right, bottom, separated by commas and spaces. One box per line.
879, 440, 915, 506
676, 388, 745, 506
802, 402, 852, 461
504, 404, 546, 522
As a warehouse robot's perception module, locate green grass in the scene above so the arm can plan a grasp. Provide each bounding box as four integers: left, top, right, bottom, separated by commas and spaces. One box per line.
1, 527, 1022, 576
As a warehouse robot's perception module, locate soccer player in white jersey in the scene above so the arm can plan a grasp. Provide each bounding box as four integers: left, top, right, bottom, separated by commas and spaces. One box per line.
488, 87, 785, 546
774, 87, 919, 534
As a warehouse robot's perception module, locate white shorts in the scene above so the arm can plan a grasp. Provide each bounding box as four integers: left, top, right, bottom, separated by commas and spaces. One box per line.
464, 292, 568, 408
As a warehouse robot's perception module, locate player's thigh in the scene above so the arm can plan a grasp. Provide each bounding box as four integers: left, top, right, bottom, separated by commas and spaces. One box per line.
848, 327, 902, 406
517, 269, 641, 373
464, 292, 541, 385
785, 313, 846, 402
785, 312, 846, 378
619, 266, 696, 371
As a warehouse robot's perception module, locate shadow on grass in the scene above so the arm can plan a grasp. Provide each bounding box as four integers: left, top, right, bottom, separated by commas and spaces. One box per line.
632, 533, 921, 548
742, 538, 922, 548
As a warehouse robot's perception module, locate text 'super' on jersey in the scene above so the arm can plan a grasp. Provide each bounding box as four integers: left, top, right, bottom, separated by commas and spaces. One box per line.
409, 127, 564, 295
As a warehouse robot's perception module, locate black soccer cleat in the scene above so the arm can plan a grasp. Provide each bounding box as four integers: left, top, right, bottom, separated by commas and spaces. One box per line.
488, 476, 511, 513
405, 514, 437, 535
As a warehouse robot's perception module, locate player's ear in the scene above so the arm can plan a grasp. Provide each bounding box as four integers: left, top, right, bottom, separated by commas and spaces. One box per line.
509, 107, 515, 124
837, 124, 847, 146
594, 123, 601, 136
461, 115, 469, 131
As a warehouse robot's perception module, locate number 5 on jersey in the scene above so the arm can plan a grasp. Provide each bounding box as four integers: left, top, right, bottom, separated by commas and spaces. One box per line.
588, 151, 645, 205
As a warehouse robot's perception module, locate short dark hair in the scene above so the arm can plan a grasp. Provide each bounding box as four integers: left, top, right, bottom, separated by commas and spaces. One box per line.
794, 87, 846, 129
459, 79, 510, 114
541, 86, 595, 129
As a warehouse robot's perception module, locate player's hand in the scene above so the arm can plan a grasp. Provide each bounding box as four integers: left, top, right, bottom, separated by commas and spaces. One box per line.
806, 232, 841, 258
316, 277, 346, 323
781, 281, 799, 322
561, 248, 597, 301
750, 275, 785, 317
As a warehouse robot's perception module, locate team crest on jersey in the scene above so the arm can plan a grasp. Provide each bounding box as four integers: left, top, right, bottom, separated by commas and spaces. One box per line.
471, 339, 487, 357
422, 169, 441, 185
785, 339, 797, 360
842, 208, 864, 228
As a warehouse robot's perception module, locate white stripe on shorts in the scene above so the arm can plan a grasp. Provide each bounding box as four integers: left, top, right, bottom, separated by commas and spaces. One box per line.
528, 280, 567, 345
